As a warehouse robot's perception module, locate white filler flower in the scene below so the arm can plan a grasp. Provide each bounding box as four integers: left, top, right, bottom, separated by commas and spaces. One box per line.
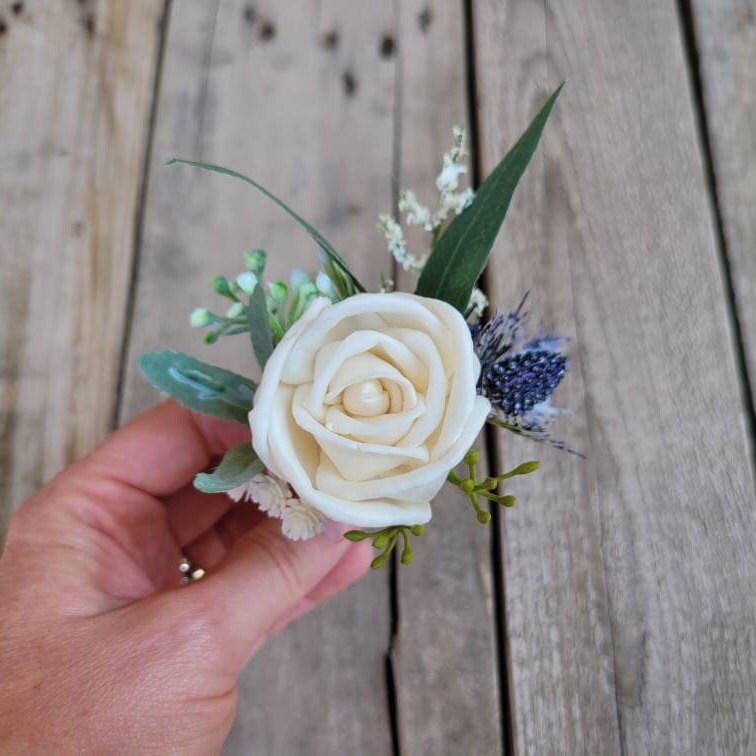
228, 472, 291, 518
281, 500, 325, 541
249, 293, 491, 528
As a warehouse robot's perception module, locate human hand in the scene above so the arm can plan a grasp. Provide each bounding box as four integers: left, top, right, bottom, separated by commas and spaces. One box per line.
0, 401, 372, 754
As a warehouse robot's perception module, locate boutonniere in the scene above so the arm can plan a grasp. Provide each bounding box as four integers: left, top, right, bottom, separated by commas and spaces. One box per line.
139, 84, 578, 568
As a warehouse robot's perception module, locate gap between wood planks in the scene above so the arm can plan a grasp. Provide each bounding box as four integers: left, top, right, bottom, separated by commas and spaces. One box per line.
385, 1, 514, 753
462, 0, 515, 753
112, 0, 174, 430
676, 0, 756, 460
385, 0, 404, 752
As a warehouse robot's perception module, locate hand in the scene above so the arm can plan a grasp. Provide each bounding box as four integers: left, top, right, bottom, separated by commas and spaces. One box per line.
0, 402, 372, 754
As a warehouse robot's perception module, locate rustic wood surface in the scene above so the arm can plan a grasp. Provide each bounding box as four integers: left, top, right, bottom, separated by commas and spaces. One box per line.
690, 0, 756, 417
118, 2, 396, 754
2, 0, 756, 754
0, 0, 162, 537
475, 0, 756, 753
392, 3, 502, 755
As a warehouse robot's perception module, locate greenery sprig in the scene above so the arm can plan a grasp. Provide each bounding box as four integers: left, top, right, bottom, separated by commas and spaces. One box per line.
344, 524, 426, 568
139, 86, 566, 558
190, 249, 333, 352
447, 449, 540, 524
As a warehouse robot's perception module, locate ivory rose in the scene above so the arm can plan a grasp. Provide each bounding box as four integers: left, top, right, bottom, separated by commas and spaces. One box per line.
248, 293, 491, 528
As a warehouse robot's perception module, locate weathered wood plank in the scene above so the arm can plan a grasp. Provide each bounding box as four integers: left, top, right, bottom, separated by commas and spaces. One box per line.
392, 2, 502, 754
690, 0, 756, 416
118, 1, 397, 753
0, 0, 163, 539
474, 0, 756, 753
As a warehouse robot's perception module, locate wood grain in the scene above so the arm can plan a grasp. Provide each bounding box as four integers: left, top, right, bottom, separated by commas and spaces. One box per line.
474, 0, 756, 753
391, 2, 502, 754
690, 0, 756, 415
117, 1, 397, 753
0, 0, 163, 539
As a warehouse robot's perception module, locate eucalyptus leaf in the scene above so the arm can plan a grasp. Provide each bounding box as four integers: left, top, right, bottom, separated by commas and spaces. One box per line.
167, 158, 365, 294
193, 442, 263, 494
416, 84, 563, 312
248, 281, 274, 369
137, 351, 256, 424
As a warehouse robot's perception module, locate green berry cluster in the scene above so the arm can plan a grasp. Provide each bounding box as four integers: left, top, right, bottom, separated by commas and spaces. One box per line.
190, 250, 336, 346
447, 449, 539, 524
344, 524, 426, 569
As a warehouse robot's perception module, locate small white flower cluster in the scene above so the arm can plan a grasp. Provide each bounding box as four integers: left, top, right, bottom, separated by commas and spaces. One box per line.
432, 126, 476, 226
228, 472, 325, 541
397, 127, 476, 236
376, 214, 427, 274
376, 127, 486, 317
467, 288, 489, 319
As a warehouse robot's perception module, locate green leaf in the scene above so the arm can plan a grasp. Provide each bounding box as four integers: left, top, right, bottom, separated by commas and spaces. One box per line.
319, 250, 362, 301
137, 351, 256, 424
247, 280, 274, 370
193, 442, 263, 494
416, 84, 564, 312
167, 159, 366, 294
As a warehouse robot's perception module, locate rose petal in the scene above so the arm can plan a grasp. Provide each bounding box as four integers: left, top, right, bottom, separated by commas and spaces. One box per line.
292, 386, 429, 481
249, 296, 331, 464
385, 328, 447, 449
315, 395, 490, 504
324, 398, 426, 445
267, 407, 432, 527
306, 331, 426, 415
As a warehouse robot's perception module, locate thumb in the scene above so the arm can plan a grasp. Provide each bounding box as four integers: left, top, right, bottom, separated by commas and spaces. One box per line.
177, 516, 355, 667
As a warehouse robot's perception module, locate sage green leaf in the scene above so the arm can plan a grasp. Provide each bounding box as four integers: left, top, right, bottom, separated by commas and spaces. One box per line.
248, 280, 274, 369
137, 351, 256, 424
416, 84, 563, 312
193, 442, 263, 494
167, 159, 365, 294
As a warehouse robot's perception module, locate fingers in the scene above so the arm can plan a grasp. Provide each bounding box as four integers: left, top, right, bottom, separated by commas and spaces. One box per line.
183, 504, 265, 570
164, 486, 235, 548
74, 401, 250, 498
178, 517, 365, 668
267, 539, 373, 635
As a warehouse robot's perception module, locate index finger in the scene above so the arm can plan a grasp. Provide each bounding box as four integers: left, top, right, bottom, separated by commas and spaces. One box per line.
76, 401, 251, 497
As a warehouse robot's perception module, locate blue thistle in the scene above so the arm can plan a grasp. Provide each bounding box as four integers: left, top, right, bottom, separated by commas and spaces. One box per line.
471, 295, 581, 456
483, 350, 567, 417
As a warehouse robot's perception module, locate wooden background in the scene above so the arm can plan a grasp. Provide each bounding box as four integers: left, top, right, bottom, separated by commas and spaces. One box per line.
2, 0, 756, 753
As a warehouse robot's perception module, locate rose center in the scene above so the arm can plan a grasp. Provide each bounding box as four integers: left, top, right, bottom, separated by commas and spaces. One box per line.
342, 379, 390, 417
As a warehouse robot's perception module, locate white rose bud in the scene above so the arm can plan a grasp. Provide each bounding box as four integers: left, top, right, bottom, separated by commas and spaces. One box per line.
249, 293, 491, 528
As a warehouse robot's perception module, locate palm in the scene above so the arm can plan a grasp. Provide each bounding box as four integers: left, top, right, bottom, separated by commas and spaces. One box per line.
40, 471, 257, 610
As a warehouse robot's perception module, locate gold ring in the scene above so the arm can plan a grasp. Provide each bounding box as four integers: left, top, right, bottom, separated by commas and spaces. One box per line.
179, 556, 206, 584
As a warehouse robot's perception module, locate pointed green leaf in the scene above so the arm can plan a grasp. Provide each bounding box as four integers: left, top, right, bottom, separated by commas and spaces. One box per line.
319, 250, 362, 301
137, 351, 256, 424
167, 158, 366, 294
193, 442, 263, 494
416, 84, 563, 311
248, 280, 274, 369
